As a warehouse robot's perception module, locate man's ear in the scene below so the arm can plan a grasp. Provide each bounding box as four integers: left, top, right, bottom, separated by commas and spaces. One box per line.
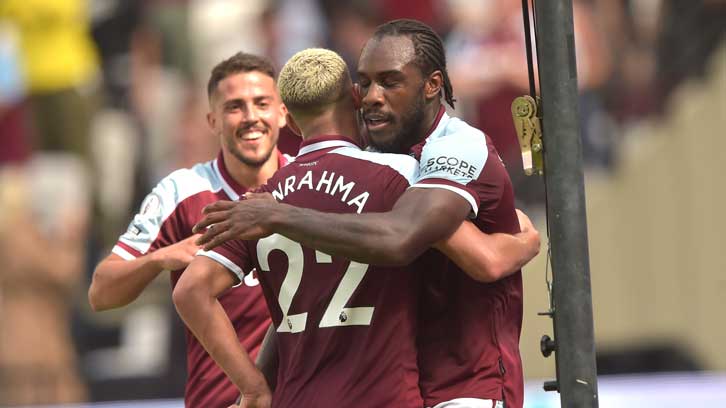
285, 113, 302, 137
206, 111, 216, 133
424, 70, 443, 101
278, 103, 288, 128
352, 83, 362, 109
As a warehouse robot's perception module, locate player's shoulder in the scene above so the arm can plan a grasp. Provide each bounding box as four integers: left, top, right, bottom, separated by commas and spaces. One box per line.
418, 114, 492, 183
433, 113, 487, 145
153, 159, 224, 205
330, 146, 419, 184
422, 113, 490, 157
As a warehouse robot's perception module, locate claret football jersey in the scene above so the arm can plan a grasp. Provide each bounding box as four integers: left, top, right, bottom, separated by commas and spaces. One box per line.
410, 108, 525, 408
112, 151, 290, 407
202, 136, 424, 408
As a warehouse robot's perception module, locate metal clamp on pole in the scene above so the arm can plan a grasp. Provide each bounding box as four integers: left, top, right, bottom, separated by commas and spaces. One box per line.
512, 95, 544, 176
543, 380, 559, 392
540, 334, 556, 357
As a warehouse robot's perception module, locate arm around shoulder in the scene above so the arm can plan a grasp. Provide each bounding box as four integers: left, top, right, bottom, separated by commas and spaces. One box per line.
263, 187, 471, 266
435, 210, 540, 282
194, 182, 471, 266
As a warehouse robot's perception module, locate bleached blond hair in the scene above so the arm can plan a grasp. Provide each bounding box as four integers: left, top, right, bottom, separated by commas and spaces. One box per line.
278, 48, 350, 115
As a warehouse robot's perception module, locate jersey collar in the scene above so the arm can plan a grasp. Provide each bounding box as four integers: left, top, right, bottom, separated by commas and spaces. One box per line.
296, 135, 360, 158
425, 105, 448, 138
213, 149, 287, 199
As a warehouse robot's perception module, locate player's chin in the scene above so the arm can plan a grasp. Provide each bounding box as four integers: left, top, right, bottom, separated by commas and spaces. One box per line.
242, 155, 267, 167
367, 130, 400, 153
238, 147, 274, 167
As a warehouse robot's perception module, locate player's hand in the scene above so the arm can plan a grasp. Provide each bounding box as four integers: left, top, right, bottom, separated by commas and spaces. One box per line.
515, 209, 541, 259
516, 209, 534, 233
235, 379, 272, 408
236, 392, 272, 408
151, 234, 202, 270
193, 200, 276, 251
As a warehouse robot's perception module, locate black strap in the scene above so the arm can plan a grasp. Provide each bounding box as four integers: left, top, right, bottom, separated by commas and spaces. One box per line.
521, 0, 537, 98
521, 0, 554, 310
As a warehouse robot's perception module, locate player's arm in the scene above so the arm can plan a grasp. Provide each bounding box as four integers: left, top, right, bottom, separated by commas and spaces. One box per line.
195, 187, 470, 266
89, 171, 200, 312
173, 255, 271, 406
433, 210, 540, 283
88, 234, 199, 311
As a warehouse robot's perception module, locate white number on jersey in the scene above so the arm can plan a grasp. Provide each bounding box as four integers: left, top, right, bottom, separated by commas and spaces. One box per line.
256, 234, 374, 333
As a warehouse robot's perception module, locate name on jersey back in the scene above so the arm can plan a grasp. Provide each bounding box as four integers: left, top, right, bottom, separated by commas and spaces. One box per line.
270, 170, 370, 213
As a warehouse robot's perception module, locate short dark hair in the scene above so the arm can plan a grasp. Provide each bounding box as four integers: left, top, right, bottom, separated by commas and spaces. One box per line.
372, 19, 456, 109
207, 52, 277, 100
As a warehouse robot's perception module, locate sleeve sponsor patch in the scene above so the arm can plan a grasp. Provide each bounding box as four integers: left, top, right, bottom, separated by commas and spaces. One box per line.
421, 155, 480, 179
415, 132, 488, 187
412, 127, 489, 216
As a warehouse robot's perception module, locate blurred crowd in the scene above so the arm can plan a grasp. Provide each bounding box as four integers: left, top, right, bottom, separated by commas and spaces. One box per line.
0, 0, 724, 405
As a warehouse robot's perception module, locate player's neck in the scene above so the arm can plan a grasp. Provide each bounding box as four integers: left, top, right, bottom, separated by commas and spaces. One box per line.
299, 110, 360, 145
224, 149, 280, 191
418, 101, 443, 143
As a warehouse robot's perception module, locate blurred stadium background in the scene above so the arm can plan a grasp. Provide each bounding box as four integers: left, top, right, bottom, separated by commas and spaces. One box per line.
0, 0, 724, 406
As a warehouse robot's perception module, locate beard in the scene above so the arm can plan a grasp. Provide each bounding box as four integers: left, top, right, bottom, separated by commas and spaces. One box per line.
225, 138, 275, 168
367, 92, 426, 154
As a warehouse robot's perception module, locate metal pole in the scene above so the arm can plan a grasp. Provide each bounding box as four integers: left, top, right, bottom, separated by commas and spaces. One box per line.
533, 1, 599, 407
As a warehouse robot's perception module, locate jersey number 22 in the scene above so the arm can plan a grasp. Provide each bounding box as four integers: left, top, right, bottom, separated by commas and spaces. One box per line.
257, 234, 374, 333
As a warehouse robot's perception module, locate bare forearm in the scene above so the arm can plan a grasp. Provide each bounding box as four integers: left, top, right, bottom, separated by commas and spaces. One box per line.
436, 226, 539, 282
481, 232, 539, 279
267, 204, 418, 265
262, 189, 469, 265
196, 189, 469, 265
501, 231, 540, 272
174, 292, 266, 394
89, 255, 163, 311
